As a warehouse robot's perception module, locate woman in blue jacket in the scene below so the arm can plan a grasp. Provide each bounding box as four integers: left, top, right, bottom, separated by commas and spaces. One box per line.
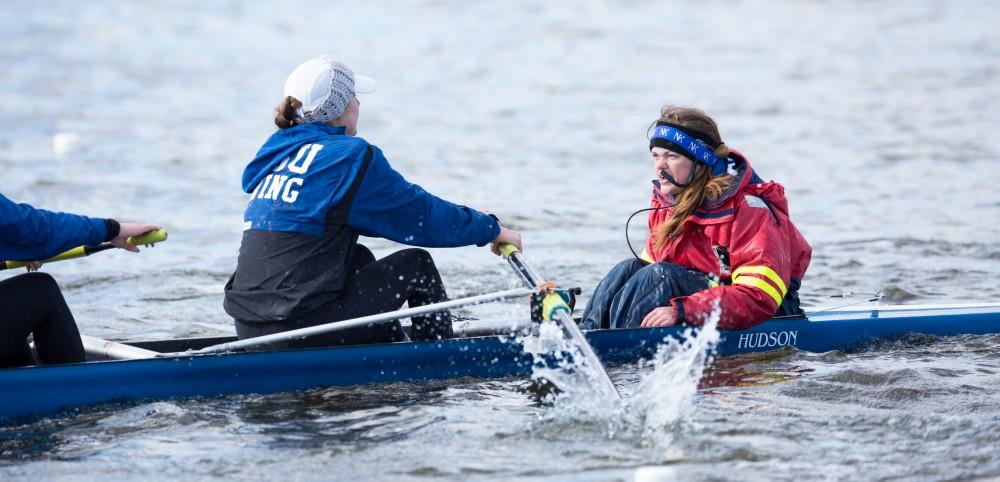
0, 194, 158, 367
224, 55, 522, 348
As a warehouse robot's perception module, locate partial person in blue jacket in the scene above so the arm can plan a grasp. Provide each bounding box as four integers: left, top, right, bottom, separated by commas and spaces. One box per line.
224, 55, 522, 348
0, 193, 158, 367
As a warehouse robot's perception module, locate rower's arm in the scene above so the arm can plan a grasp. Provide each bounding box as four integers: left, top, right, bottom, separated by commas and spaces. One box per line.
0, 193, 109, 261
346, 147, 500, 248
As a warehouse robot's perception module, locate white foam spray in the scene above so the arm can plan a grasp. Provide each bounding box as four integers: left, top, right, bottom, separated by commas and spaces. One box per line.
629, 303, 720, 445
517, 301, 721, 446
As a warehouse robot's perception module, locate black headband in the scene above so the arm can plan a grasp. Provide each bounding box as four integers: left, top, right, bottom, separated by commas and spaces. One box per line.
650, 138, 694, 159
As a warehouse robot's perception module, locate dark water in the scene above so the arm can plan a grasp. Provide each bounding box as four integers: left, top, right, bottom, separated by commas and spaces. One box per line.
2, 0, 999, 480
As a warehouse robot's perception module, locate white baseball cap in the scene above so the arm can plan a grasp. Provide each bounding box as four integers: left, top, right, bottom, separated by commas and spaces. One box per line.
283, 55, 376, 123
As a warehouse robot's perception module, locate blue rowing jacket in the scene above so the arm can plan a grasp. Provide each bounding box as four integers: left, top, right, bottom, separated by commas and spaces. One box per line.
224, 123, 500, 322
0, 193, 108, 262
240, 123, 499, 245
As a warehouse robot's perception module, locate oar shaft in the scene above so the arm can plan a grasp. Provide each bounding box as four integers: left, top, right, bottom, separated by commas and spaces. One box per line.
451, 316, 532, 337
174, 287, 536, 356
2, 246, 105, 270
80, 335, 159, 360
500, 245, 621, 399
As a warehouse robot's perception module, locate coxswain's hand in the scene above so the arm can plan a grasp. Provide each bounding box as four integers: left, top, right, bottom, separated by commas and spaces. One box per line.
24, 261, 42, 272
640, 306, 679, 328
112, 223, 161, 252
490, 226, 523, 256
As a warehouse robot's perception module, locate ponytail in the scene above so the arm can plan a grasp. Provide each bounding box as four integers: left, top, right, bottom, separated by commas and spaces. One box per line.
274, 96, 303, 129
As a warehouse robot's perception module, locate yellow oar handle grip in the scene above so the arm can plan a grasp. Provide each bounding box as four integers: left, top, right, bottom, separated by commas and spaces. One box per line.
4, 246, 90, 269
43, 246, 89, 263
1, 229, 168, 270
128, 229, 168, 246
498, 243, 520, 258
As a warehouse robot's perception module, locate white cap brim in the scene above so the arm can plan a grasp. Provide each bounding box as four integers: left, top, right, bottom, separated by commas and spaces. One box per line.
354, 74, 377, 94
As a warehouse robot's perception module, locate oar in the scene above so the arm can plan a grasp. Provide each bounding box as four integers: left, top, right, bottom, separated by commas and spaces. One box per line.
498, 243, 621, 400
10, 230, 170, 361
80, 334, 159, 360
157, 286, 537, 357
1, 229, 169, 270
28, 334, 160, 360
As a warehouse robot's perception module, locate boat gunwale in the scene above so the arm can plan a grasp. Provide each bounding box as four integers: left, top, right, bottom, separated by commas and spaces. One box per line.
1, 303, 998, 422
5, 302, 1000, 373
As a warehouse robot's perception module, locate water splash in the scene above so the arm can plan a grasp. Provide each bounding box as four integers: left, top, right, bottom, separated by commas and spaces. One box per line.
517, 302, 721, 445
520, 321, 624, 424
629, 303, 720, 446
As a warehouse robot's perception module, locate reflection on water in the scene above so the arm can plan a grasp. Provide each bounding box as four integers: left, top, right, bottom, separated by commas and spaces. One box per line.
698, 348, 812, 390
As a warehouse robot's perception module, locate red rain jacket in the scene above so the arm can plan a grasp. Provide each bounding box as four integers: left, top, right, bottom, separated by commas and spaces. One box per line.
641, 151, 811, 330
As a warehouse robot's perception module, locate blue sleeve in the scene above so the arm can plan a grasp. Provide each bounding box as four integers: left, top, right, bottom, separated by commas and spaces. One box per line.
346, 147, 501, 248
0, 193, 108, 261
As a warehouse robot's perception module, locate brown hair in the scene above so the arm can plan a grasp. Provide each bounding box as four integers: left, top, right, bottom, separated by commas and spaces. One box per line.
274, 96, 303, 129
650, 106, 736, 250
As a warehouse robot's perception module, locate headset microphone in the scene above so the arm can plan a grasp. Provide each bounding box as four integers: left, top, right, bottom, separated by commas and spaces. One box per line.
659, 169, 692, 189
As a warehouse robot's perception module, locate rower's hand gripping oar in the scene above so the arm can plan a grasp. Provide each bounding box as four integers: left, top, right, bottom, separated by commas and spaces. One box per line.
498, 243, 621, 400
15, 229, 170, 360
1, 229, 169, 270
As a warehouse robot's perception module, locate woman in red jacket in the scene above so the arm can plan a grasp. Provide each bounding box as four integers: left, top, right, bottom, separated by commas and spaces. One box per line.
580, 106, 811, 331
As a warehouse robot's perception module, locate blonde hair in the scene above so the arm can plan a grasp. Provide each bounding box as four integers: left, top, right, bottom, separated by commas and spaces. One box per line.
650, 106, 736, 250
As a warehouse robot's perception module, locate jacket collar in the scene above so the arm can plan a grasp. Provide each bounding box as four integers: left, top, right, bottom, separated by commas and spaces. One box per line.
310, 123, 347, 136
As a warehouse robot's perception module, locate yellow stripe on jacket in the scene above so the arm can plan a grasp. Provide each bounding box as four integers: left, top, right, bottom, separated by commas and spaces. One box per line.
731, 265, 787, 306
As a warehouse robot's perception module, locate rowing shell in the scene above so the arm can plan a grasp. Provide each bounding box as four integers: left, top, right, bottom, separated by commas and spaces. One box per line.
1, 303, 998, 422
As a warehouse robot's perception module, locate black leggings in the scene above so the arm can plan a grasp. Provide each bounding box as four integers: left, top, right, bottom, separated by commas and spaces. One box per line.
0, 272, 86, 368
235, 245, 451, 349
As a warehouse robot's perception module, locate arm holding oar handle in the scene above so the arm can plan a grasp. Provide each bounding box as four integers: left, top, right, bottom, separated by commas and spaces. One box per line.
2, 229, 168, 270
109, 225, 168, 252
10, 229, 168, 359
488, 214, 522, 256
